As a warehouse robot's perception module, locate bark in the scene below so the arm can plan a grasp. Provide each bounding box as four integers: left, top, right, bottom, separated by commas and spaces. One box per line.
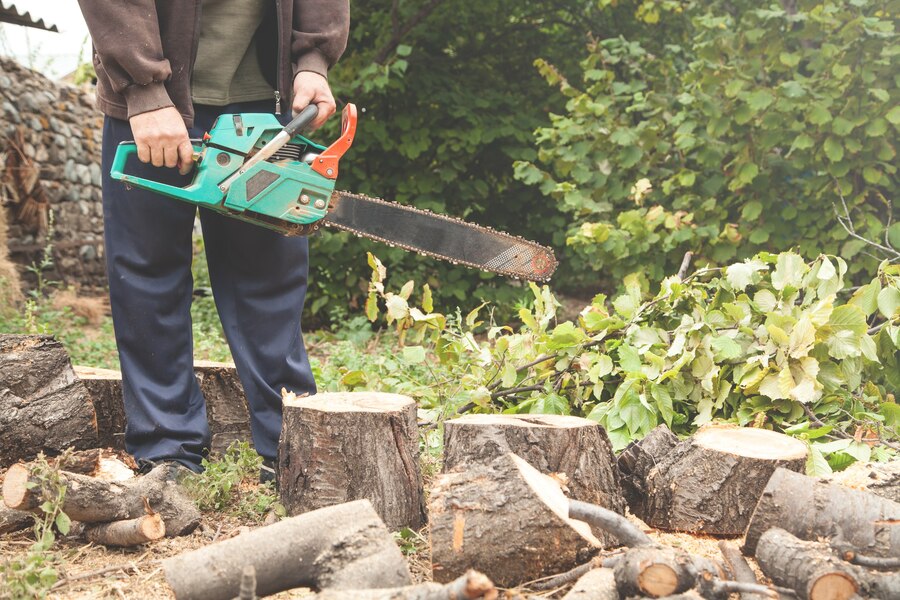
561, 568, 618, 600
314, 570, 497, 600
162, 500, 412, 600
0, 334, 99, 467
743, 468, 900, 558
429, 453, 602, 587
617, 425, 679, 510
0, 504, 32, 535
634, 425, 807, 534
718, 541, 768, 600
75, 361, 252, 454
278, 392, 425, 530
612, 547, 723, 599
83, 513, 165, 547
443, 414, 625, 517
3, 462, 199, 536
755, 528, 861, 600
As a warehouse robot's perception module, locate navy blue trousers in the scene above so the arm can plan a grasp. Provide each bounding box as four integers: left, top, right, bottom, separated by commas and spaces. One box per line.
101, 100, 316, 470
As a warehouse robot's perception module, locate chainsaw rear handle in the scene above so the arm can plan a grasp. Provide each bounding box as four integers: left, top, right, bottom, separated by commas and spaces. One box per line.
284, 104, 319, 137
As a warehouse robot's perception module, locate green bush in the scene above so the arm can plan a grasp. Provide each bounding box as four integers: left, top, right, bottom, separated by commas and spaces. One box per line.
516, 0, 898, 289
362, 249, 899, 475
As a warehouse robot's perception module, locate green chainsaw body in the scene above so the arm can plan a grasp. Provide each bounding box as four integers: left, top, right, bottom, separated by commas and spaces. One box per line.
110, 112, 339, 234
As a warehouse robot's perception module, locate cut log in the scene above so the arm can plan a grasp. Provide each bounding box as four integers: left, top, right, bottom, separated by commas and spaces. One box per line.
612, 546, 723, 599
561, 568, 618, 600
755, 528, 860, 600
162, 499, 411, 600
743, 468, 900, 558
0, 334, 99, 467
313, 570, 497, 600
3, 462, 199, 536
83, 513, 165, 547
617, 424, 679, 510
429, 452, 602, 587
632, 425, 807, 534
718, 541, 768, 600
278, 391, 425, 530
443, 414, 625, 513
0, 503, 33, 535
75, 361, 252, 453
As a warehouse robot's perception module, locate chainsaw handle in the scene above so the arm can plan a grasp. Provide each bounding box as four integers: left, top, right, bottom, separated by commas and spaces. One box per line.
110, 141, 204, 197
284, 104, 319, 137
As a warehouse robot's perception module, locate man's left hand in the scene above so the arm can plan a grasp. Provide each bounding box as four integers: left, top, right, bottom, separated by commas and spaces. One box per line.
292, 71, 336, 130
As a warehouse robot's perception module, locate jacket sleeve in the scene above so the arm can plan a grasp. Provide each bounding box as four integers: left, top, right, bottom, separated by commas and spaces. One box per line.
77, 0, 174, 118
291, 0, 350, 78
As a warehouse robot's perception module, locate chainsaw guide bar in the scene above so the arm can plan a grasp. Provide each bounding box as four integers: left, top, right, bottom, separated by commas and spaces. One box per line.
325, 191, 558, 282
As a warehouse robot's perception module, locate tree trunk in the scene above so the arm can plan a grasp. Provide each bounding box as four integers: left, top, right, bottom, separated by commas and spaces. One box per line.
633, 425, 807, 534
743, 468, 900, 558
75, 361, 252, 454
443, 414, 625, 515
83, 513, 166, 547
827, 460, 900, 504
0, 334, 99, 467
3, 462, 199, 536
193, 360, 252, 453
162, 500, 412, 600
755, 528, 861, 600
278, 391, 425, 530
562, 568, 618, 600
313, 571, 497, 600
617, 425, 679, 510
0, 503, 32, 535
429, 452, 602, 587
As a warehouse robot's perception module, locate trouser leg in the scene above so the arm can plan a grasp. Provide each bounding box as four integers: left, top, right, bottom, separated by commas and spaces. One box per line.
101, 116, 208, 470
193, 102, 316, 461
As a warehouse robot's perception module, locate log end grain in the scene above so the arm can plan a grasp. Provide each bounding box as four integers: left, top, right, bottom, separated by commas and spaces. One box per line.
2, 463, 32, 511
693, 425, 807, 461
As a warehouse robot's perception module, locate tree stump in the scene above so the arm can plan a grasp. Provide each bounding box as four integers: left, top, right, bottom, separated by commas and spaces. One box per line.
162, 500, 412, 599
632, 425, 807, 534
429, 452, 603, 587
0, 334, 99, 467
443, 414, 625, 513
278, 391, 425, 530
617, 424, 679, 510
75, 361, 252, 453
743, 467, 900, 558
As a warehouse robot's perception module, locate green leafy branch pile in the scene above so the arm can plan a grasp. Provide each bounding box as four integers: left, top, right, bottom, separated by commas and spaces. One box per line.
360, 250, 899, 475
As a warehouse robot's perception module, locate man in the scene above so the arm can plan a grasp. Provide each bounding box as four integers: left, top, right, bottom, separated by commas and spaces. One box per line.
77, 1, 350, 477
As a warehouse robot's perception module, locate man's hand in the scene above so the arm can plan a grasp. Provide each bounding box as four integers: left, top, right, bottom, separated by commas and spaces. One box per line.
129, 107, 194, 175
292, 71, 336, 130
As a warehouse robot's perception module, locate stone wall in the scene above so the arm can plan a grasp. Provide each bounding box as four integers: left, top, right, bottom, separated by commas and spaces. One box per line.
1, 58, 106, 293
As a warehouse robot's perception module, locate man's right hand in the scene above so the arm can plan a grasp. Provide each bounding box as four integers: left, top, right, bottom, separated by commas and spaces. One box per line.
129, 107, 194, 175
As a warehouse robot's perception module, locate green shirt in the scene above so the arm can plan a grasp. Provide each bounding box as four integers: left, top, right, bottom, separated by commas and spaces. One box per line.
191, 0, 273, 106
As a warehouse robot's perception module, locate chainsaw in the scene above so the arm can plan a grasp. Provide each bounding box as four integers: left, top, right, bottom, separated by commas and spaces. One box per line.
110, 104, 557, 282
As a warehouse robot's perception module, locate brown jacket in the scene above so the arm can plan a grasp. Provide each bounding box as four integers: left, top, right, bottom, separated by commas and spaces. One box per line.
77, 0, 350, 126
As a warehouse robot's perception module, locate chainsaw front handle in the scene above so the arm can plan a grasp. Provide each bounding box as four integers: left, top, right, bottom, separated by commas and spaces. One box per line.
110, 140, 204, 193
311, 103, 357, 180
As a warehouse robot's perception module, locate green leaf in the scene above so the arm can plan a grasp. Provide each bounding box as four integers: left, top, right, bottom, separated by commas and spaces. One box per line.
829, 304, 868, 335
886, 105, 900, 125
747, 90, 774, 111
772, 252, 807, 291
401, 345, 426, 364
823, 137, 844, 162
339, 370, 367, 387
877, 286, 900, 319
865, 118, 888, 137
711, 336, 742, 361
55, 511, 71, 535
618, 344, 642, 374
649, 383, 674, 427
395, 44, 412, 57
806, 445, 832, 476
808, 105, 832, 125
421, 284, 433, 314
726, 259, 766, 291
790, 134, 815, 151
831, 116, 854, 136
399, 280, 415, 301
735, 162, 759, 186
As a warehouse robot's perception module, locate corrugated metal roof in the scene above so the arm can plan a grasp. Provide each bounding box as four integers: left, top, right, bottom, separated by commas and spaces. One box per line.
0, 1, 59, 33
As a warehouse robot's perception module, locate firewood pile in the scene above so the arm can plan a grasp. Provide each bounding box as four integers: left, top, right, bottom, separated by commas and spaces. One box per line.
2, 333, 899, 599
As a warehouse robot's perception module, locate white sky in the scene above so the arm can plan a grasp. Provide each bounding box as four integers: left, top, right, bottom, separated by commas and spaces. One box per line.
0, 1, 90, 79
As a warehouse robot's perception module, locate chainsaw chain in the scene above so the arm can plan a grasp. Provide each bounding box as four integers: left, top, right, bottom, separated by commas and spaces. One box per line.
322, 191, 558, 282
